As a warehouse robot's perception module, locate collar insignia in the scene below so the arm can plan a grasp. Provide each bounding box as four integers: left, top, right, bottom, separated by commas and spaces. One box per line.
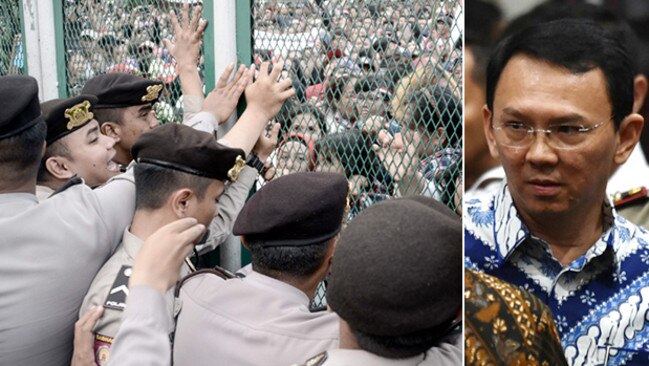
141, 84, 163, 102
228, 155, 246, 182
64, 100, 93, 130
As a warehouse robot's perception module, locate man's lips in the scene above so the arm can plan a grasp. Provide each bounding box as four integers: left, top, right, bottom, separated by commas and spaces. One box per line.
527, 179, 561, 196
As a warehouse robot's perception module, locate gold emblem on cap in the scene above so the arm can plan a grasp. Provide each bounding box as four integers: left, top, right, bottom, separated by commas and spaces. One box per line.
228, 155, 246, 183
64, 100, 94, 130
141, 84, 163, 102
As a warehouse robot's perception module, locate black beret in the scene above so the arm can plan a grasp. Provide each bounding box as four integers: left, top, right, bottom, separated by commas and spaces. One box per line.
327, 197, 462, 337
131, 123, 245, 182
0, 75, 43, 139
81, 73, 163, 109
41, 95, 99, 145
233, 172, 349, 246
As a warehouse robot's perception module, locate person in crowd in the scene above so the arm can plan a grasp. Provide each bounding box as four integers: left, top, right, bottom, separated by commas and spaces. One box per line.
464, 20, 647, 365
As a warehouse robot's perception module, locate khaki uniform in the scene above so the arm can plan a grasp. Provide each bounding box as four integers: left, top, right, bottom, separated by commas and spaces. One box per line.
173, 270, 340, 366
106, 286, 172, 366
0, 172, 134, 366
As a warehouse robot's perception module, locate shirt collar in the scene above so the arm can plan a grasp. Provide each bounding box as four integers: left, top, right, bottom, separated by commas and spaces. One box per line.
245, 270, 311, 307
492, 183, 617, 269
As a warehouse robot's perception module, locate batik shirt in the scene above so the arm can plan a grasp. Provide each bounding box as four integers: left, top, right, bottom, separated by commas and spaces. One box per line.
465, 182, 649, 366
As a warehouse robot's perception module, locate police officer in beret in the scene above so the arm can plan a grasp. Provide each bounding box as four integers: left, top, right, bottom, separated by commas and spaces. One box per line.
0, 77, 135, 366
172, 172, 348, 366
79, 123, 246, 364
35, 95, 121, 200
82, 73, 164, 166
296, 196, 462, 366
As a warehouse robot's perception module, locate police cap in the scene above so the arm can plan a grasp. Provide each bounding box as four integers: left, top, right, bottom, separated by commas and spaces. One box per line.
327, 197, 462, 336
233, 172, 348, 246
132, 123, 245, 182
0, 75, 43, 139
41, 95, 99, 145
82, 73, 163, 109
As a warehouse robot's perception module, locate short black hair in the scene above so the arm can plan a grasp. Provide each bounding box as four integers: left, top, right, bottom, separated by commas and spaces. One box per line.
134, 162, 213, 210
486, 19, 633, 128
248, 237, 333, 279
37, 139, 72, 183
350, 325, 446, 359
93, 107, 124, 125
0, 120, 46, 188
409, 85, 462, 146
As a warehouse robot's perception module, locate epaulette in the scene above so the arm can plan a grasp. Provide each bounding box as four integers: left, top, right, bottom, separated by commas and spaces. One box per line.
289, 352, 328, 366
104, 265, 132, 311
612, 187, 648, 209
49, 176, 83, 197
175, 265, 236, 297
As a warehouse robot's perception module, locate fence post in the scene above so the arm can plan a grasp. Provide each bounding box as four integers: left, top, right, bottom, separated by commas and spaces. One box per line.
214, 0, 243, 272
21, 0, 60, 100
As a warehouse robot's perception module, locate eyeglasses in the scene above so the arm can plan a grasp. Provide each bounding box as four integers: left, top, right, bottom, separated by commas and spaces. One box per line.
492, 118, 612, 150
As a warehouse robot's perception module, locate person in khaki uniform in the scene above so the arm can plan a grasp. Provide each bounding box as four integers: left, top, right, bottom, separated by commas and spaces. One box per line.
79, 123, 246, 364
173, 172, 349, 366
0, 76, 136, 366
35, 95, 121, 200
296, 197, 463, 366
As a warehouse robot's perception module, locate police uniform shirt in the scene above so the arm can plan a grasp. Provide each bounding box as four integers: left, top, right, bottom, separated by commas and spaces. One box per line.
296, 349, 429, 366
79, 229, 190, 361
35, 184, 54, 201
0, 171, 135, 366
173, 270, 340, 366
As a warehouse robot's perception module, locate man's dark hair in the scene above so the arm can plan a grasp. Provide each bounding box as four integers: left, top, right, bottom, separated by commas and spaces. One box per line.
37, 139, 72, 183
486, 19, 634, 128
0, 120, 47, 188
350, 325, 446, 359
410, 85, 462, 146
93, 108, 124, 125
248, 237, 333, 279
134, 162, 213, 210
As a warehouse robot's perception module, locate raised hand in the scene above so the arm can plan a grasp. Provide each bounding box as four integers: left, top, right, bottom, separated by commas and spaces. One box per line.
202, 64, 251, 124
244, 61, 296, 122
162, 1, 207, 69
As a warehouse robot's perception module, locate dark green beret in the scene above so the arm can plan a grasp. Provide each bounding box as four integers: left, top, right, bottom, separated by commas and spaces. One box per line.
233, 172, 349, 246
41, 95, 99, 145
81, 73, 163, 109
0, 75, 43, 139
132, 123, 245, 182
327, 197, 462, 337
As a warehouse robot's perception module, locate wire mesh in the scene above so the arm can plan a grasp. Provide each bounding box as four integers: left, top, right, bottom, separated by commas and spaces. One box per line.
61, 0, 205, 124
0, 0, 25, 76
251, 0, 463, 308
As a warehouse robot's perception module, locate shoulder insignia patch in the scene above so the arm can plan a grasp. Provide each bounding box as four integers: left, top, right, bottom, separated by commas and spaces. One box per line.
94, 333, 113, 366
613, 187, 648, 208
104, 265, 132, 311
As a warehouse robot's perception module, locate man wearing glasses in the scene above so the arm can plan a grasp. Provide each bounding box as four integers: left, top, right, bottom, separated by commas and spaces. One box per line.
464, 19, 647, 365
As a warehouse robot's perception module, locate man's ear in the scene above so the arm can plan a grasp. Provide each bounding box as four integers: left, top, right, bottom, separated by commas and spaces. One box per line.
170, 189, 195, 218
100, 122, 121, 142
614, 113, 645, 166
633, 75, 648, 113
45, 156, 75, 180
482, 105, 499, 159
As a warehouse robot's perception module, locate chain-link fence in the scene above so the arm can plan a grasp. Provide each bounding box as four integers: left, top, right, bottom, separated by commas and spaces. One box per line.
60, 0, 206, 124
251, 0, 463, 307
0, 0, 25, 76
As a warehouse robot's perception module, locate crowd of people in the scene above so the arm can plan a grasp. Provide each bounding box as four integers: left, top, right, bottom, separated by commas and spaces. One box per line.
61, 0, 464, 215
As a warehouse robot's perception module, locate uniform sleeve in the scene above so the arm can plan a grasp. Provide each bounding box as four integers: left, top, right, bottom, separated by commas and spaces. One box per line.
197, 166, 257, 254
107, 286, 171, 366
92, 168, 136, 251
183, 111, 218, 134
182, 94, 205, 121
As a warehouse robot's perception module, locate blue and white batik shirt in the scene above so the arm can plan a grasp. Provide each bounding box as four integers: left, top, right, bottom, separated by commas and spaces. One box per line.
465, 182, 649, 366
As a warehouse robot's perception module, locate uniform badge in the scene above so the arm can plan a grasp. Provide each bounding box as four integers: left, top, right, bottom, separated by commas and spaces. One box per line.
227, 155, 246, 182
94, 333, 113, 366
104, 266, 132, 311
305, 352, 328, 366
141, 84, 163, 102
64, 100, 94, 130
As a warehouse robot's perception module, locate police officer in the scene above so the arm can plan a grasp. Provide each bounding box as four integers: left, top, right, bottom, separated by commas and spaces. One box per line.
0, 77, 135, 366
79, 123, 245, 364
36, 95, 120, 200
173, 172, 348, 366
297, 196, 463, 365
